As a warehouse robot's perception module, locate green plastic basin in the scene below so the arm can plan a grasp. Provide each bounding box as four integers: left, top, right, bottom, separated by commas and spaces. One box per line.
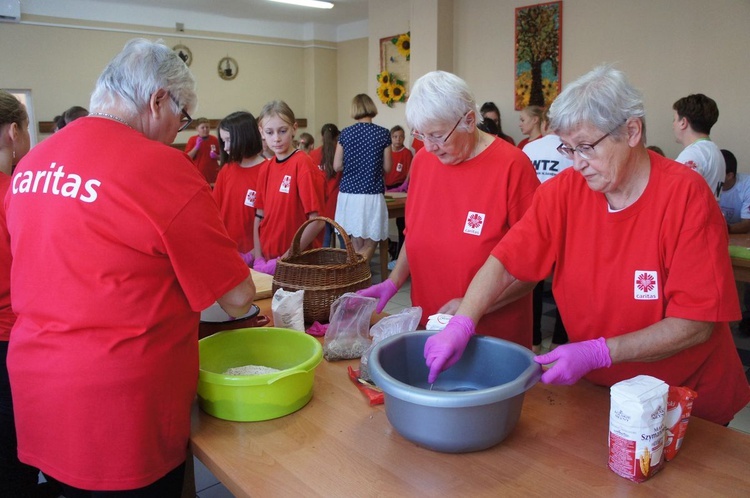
198, 327, 323, 422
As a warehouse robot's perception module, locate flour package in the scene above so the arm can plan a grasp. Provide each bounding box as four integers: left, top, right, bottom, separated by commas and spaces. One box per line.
608, 375, 668, 483
271, 288, 305, 332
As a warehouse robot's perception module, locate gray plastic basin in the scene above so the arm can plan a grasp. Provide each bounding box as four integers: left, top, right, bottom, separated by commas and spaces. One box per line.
368, 331, 541, 453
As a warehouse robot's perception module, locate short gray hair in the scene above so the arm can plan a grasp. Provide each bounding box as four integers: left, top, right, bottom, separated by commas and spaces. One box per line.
90, 38, 196, 119
549, 64, 645, 140
406, 71, 479, 133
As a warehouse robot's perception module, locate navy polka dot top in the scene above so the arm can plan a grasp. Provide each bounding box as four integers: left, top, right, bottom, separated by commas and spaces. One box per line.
339, 122, 392, 194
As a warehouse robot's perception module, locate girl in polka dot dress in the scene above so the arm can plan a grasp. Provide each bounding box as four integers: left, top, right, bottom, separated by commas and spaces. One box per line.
334, 94, 392, 262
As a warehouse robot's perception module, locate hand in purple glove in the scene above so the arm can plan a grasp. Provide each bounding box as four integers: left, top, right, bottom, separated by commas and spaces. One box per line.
240, 251, 254, 266
534, 338, 612, 385
356, 279, 398, 314
253, 257, 277, 275
386, 179, 409, 193
264, 257, 277, 275
210, 150, 219, 159
423, 315, 475, 384
195, 136, 204, 148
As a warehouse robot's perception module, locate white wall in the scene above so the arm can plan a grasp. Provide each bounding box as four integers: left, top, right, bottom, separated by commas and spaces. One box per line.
454, 0, 750, 166
3, 0, 749, 167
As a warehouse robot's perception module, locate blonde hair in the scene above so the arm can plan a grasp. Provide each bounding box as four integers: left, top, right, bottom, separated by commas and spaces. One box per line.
258, 100, 296, 127
351, 94, 377, 120
522, 105, 545, 123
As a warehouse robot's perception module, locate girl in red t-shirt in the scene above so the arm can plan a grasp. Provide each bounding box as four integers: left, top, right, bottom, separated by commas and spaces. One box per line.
253, 101, 324, 269
310, 123, 342, 247
213, 111, 266, 265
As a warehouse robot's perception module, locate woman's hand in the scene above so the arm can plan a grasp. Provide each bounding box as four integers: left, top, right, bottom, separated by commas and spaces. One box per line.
356, 280, 398, 314
437, 298, 462, 315
534, 338, 612, 385
424, 315, 475, 383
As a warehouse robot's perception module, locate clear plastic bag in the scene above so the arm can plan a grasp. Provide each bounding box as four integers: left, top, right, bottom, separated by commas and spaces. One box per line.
359, 306, 422, 382
323, 293, 378, 361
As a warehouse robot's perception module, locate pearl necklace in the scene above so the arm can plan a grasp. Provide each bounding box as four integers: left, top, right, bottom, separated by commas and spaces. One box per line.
89, 112, 133, 129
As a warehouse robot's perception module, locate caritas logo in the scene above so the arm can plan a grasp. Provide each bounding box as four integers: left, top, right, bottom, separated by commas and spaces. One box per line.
634, 271, 658, 300
463, 211, 485, 236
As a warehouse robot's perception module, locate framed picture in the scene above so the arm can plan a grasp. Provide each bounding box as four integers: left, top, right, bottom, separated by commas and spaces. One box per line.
218, 56, 238, 81
173, 44, 192, 67
376, 33, 410, 107
514, 1, 562, 110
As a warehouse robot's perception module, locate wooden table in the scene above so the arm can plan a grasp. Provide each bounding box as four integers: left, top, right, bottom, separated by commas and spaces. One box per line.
730, 233, 750, 283
190, 299, 750, 497
378, 195, 407, 281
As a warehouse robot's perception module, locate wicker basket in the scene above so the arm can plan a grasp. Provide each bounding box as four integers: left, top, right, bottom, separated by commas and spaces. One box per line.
272, 217, 372, 323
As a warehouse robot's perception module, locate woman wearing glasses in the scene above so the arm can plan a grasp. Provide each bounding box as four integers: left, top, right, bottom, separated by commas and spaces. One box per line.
5, 39, 256, 495
358, 71, 539, 346
423, 65, 749, 426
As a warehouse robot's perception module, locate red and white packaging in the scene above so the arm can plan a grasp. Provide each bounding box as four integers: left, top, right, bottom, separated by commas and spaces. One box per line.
664, 386, 697, 461
609, 375, 668, 482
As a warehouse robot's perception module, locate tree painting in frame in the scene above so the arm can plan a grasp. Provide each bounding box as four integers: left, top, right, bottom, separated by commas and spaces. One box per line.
515, 1, 562, 110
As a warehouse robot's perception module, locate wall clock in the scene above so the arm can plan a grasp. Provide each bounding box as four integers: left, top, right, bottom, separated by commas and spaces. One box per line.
173, 44, 192, 66
218, 57, 238, 80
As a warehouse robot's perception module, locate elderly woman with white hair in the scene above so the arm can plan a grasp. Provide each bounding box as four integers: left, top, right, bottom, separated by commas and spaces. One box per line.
5, 39, 256, 496
358, 70, 539, 348
423, 65, 750, 426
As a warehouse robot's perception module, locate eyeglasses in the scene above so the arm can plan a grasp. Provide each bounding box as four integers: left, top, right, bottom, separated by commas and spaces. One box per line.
169, 93, 193, 132
557, 121, 626, 160
411, 113, 466, 146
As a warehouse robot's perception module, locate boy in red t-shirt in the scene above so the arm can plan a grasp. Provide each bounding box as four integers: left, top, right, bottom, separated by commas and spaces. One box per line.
185, 117, 220, 185
385, 125, 412, 265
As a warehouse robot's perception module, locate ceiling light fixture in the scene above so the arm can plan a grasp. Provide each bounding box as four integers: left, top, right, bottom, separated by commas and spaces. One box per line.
268, 0, 334, 9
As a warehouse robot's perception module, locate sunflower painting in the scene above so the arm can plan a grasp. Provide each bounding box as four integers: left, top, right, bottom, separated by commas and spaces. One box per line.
514, 2, 562, 110
377, 32, 410, 107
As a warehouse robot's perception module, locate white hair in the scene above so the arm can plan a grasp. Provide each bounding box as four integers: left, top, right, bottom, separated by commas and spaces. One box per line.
405, 71, 479, 133
549, 64, 645, 140
90, 38, 196, 119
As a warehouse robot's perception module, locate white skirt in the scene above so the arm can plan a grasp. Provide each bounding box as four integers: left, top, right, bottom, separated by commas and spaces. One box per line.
335, 192, 389, 241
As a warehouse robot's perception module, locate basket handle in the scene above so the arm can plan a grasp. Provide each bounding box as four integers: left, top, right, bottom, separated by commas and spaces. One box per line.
287, 216, 359, 263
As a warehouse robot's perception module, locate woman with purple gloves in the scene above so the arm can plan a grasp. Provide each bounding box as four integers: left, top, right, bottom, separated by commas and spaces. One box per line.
422, 65, 750, 426
357, 71, 539, 351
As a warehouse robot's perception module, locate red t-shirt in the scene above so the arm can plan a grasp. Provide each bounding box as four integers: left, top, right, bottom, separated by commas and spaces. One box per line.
411, 137, 424, 154
517, 137, 531, 149
309, 147, 341, 221
385, 147, 413, 187
185, 134, 220, 184
0, 174, 15, 341
255, 150, 324, 258
5, 118, 250, 490
492, 151, 750, 425
308, 146, 323, 170
213, 160, 266, 253
405, 138, 539, 347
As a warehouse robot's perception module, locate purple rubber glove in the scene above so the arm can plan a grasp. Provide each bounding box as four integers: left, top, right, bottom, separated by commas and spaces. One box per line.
240, 251, 254, 266
253, 257, 277, 275
356, 279, 398, 314
534, 338, 612, 385
210, 150, 219, 159
195, 136, 204, 148
386, 179, 409, 193
263, 257, 277, 275
424, 315, 475, 384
